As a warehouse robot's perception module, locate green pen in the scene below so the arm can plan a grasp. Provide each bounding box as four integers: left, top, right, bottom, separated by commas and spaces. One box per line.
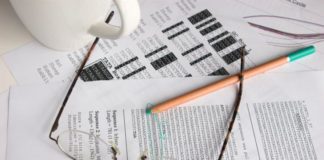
146, 45, 316, 115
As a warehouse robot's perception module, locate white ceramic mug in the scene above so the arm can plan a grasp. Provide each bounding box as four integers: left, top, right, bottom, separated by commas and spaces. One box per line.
10, 0, 141, 51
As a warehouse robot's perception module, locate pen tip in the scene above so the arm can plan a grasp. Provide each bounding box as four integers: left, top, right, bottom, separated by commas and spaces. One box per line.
146, 109, 152, 115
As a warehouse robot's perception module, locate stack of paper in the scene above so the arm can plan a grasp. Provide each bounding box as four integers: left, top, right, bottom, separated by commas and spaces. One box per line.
1, 0, 324, 159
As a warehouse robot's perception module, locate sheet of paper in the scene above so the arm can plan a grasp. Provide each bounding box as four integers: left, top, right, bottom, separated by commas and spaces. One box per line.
0, 90, 9, 160
234, 0, 324, 71
7, 83, 69, 160
3, 0, 295, 85
7, 71, 324, 159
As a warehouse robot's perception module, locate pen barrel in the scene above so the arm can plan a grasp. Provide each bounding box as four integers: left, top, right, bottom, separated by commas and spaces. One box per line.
243, 57, 288, 78
152, 76, 239, 113
152, 56, 288, 113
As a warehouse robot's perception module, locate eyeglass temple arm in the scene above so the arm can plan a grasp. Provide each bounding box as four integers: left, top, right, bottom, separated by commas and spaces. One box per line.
217, 47, 246, 160
49, 11, 115, 141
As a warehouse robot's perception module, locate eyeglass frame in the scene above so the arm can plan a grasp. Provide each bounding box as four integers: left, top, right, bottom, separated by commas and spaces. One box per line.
47, 10, 246, 160
48, 11, 117, 157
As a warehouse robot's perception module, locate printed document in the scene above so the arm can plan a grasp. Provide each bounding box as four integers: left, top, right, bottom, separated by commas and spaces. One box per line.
3, 0, 313, 85
7, 71, 324, 159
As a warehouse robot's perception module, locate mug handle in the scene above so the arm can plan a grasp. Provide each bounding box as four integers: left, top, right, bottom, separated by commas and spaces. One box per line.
88, 0, 141, 39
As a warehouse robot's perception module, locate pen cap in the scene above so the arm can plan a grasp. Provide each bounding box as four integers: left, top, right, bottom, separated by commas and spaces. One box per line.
288, 46, 316, 62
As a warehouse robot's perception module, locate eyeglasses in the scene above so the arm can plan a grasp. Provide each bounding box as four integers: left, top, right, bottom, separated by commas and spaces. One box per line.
49, 12, 121, 160
48, 11, 246, 160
